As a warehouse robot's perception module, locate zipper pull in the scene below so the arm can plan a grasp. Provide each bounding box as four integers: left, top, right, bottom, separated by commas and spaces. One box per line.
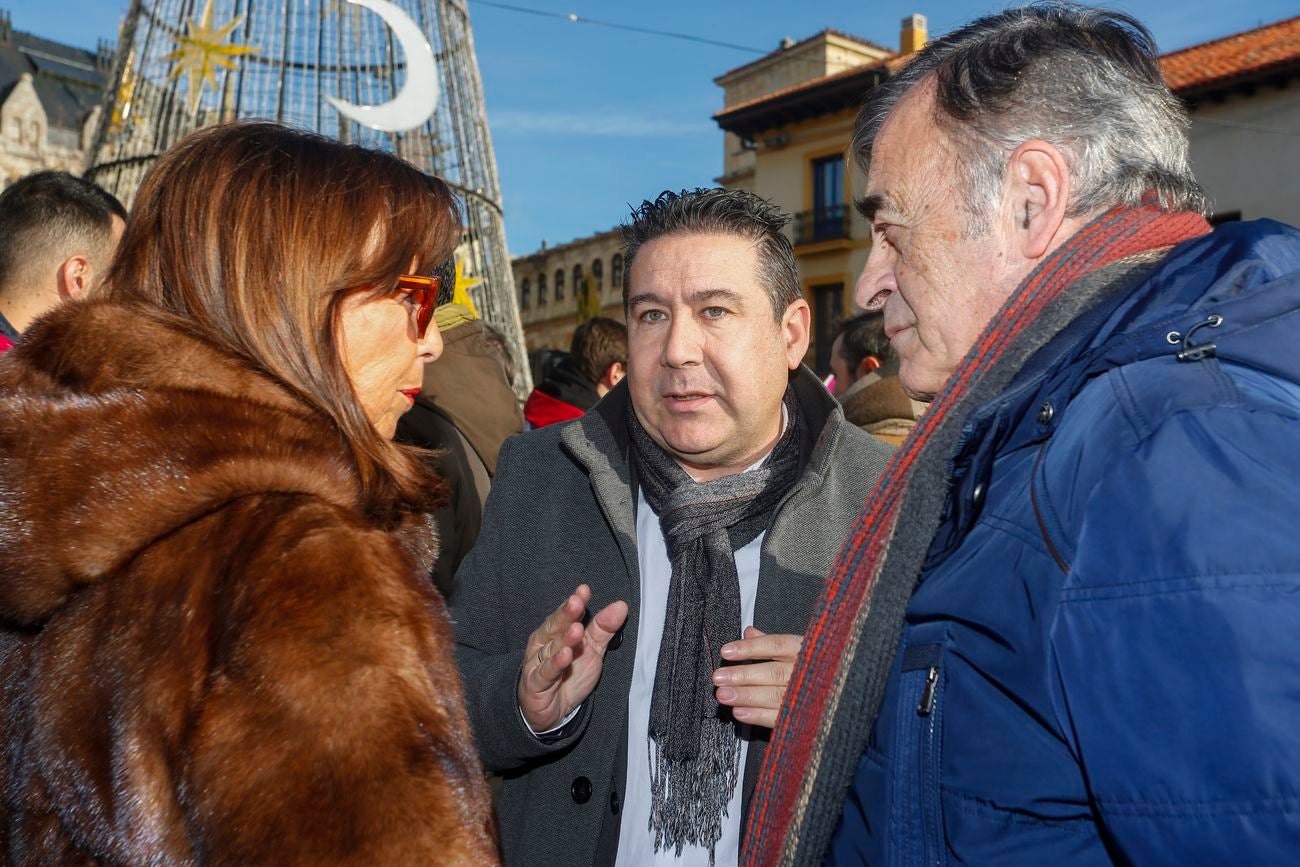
917, 666, 939, 717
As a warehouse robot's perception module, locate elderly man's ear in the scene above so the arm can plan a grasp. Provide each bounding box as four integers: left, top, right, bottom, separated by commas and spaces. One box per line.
1006, 140, 1074, 261
56, 255, 95, 302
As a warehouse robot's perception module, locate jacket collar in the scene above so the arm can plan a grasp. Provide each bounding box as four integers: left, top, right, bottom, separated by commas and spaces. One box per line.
927, 220, 1300, 568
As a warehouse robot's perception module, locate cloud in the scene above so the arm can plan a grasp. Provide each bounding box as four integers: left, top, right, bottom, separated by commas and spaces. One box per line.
490, 109, 711, 138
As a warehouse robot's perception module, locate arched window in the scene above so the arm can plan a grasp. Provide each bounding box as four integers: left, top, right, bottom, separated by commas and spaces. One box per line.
521, 278, 531, 309
555, 268, 565, 301
538, 272, 548, 306
611, 254, 624, 295
592, 259, 604, 295
573, 263, 584, 291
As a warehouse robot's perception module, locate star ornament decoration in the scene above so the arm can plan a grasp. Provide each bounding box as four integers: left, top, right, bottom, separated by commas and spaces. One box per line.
451, 258, 484, 315
164, 0, 258, 116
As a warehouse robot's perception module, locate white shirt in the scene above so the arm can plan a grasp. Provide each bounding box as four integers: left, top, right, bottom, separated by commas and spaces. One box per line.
525, 409, 787, 864
617, 405, 786, 867
615, 489, 763, 867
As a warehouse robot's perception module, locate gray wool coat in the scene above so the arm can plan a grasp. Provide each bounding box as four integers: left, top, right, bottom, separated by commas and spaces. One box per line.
452, 367, 893, 866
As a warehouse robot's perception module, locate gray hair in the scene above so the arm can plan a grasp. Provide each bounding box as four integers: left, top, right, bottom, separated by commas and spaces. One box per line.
852, 2, 1206, 228
621, 188, 802, 321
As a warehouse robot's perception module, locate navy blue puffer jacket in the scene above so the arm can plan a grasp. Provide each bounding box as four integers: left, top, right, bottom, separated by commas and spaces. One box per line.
829, 220, 1300, 866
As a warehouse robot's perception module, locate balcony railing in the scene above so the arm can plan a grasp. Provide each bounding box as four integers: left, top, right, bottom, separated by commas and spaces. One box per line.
792, 203, 851, 246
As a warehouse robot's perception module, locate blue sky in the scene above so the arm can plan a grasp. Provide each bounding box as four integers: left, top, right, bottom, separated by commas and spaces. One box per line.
6, 1, 1297, 255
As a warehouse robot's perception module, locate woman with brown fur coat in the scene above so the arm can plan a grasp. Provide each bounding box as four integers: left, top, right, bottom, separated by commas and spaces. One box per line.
0, 123, 498, 864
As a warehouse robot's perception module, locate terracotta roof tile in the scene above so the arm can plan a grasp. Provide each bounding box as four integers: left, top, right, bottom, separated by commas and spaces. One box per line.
1161, 15, 1300, 94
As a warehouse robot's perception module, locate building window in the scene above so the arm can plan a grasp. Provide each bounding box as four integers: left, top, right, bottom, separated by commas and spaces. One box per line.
538, 273, 548, 306
521, 278, 531, 309
814, 154, 845, 212
611, 254, 624, 295
555, 268, 565, 301
794, 154, 849, 245
573, 263, 583, 292
812, 282, 845, 375
592, 258, 604, 294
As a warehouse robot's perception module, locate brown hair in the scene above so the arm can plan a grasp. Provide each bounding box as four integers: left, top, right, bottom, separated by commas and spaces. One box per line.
106, 121, 461, 522
570, 316, 627, 385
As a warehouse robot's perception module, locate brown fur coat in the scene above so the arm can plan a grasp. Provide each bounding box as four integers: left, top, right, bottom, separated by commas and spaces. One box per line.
0, 301, 498, 865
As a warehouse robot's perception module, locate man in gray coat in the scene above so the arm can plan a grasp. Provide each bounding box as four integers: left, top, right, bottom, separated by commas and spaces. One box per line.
453, 188, 892, 866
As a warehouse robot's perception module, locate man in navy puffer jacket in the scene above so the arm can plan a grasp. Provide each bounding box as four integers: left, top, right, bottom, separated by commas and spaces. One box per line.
741, 5, 1300, 867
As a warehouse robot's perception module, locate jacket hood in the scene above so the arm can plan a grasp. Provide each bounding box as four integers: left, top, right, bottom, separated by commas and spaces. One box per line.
840, 373, 921, 430
1028, 220, 1300, 426
961, 219, 1300, 454
537, 356, 601, 413
0, 301, 362, 627
419, 319, 523, 474
929, 219, 1300, 567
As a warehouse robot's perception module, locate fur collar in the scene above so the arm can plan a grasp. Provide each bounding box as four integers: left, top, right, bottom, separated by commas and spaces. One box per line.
0, 300, 412, 626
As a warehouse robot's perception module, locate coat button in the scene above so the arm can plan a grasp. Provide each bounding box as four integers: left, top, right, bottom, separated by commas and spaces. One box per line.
609, 628, 624, 651
1037, 401, 1055, 426
972, 481, 986, 508
610, 788, 622, 815
571, 776, 592, 804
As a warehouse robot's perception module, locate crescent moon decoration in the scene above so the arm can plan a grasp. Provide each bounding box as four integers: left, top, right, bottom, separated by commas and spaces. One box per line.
326, 0, 441, 132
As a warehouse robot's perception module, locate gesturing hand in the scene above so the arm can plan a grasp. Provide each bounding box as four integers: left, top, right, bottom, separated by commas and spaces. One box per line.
712, 626, 803, 730
518, 584, 629, 733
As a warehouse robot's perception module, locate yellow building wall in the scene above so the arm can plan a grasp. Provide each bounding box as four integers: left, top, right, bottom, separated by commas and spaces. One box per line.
732, 109, 873, 372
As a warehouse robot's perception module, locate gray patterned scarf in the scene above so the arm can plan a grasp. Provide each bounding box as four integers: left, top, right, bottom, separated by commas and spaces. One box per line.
628, 389, 803, 861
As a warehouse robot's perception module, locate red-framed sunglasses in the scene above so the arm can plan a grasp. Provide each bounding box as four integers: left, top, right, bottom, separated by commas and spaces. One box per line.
391, 274, 446, 339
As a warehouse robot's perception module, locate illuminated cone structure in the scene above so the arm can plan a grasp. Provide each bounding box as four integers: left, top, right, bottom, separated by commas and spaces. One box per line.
89, 0, 530, 391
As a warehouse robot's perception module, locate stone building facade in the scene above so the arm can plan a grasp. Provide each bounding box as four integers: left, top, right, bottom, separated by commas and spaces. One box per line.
511, 228, 626, 355
0, 10, 111, 190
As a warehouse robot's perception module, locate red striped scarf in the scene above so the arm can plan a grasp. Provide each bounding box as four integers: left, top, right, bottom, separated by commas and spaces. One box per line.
742, 201, 1212, 867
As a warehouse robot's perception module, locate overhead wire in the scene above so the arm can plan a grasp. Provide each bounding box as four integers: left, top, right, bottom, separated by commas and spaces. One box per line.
467, 0, 768, 55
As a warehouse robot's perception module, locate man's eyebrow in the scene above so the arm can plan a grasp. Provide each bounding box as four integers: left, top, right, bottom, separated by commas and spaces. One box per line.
627, 291, 664, 308
627, 288, 746, 308
855, 193, 896, 221
687, 288, 745, 307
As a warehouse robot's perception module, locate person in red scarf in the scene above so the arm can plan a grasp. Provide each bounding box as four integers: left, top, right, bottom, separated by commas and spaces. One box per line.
745, 5, 1300, 866
0, 172, 126, 352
